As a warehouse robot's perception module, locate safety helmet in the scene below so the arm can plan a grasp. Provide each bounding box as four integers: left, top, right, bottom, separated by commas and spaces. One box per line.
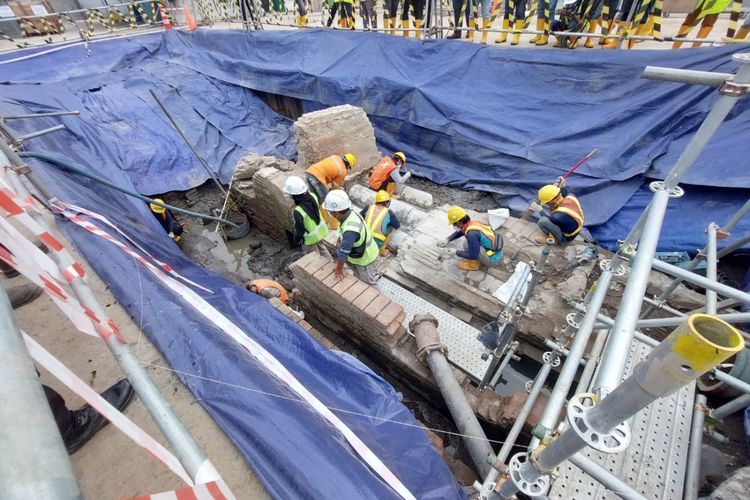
538, 185, 561, 205
283, 176, 308, 195
375, 190, 391, 203
324, 189, 352, 212
343, 153, 357, 170
393, 151, 406, 165
149, 198, 166, 214
447, 206, 468, 225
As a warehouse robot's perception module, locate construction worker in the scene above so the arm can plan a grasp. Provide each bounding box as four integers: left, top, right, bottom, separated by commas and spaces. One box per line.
439, 206, 504, 271
247, 279, 290, 305
306, 153, 357, 228
368, 151, 410, 197
360, 0, 377, 30
149, 199, 183, 242
384, 0, 399, 33
551, 0, 584, 48
495, 0, 527, 45
535, 176, 584, 244
446, 0, 471, 39
672, 0, 730, 48
401, 0, 426, 38
295, 0, 308, 26
283, 176, 330, 258
361, 190, 401, 257
324, 190, 381, 285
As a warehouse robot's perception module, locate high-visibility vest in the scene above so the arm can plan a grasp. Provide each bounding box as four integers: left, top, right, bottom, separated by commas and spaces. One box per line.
248, 279, 289, 304
464, 220, 502, 257
293, 192, 329, 246
307, 155, 347, 188
340, 211, 380, 267
368, 156, 399, 190
364, 204, 389, 244
552, 195, 584, 237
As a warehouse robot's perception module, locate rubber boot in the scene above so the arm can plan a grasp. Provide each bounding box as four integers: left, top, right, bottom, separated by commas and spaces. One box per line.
402, 19, 409, 37
536, 21, 549, 45
530, 18, 544, 44
602, 21, 623, 48
628, 18, 650, 48
415, 18, 423, 39
495, 18, 509, 43
457, 259, 480, 271
510, 19, 523, 45
584, 19, 599, 48
692, 23, 714, 47
350, 16, 356, 30
735, 26, 750, 41
384, 17, 391, 34
481, 18, 491, 44
447, 28, 462, 38
8, 283, 43, 309
568, 35, 579, 49
390, 16, 397, 35
467, 18, 475, 40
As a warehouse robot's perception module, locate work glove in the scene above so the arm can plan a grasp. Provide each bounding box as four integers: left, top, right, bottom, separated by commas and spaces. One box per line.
553, 176, 566, 189
437, 240, 448, 248
529, 202, 543, 213
445, 248, 457, 257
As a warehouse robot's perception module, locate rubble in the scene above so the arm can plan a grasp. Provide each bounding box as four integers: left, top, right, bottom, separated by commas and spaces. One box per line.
232, 154, 296, 182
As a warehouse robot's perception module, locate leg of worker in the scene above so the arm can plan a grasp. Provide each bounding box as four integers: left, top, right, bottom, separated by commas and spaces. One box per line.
496, 0, 511, 42
692, 13, 717, 47
389, 0, 399, 33
343, 1, 353, 28
402, 0, 411, 36
360, 0, 370, 28
672, 8, 700, 48
326, 1, 338, 26
510, 0, 526, 45
413, 0, 425, 38
43, 385, 73, 433
537, 216, 565, 243
480, 0, 492, 43
447, 0, 463, 37
296, 0, 308, 25
354, 262, 380, 285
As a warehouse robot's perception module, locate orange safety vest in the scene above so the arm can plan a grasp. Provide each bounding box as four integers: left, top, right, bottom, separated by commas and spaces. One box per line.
247, 279, 289, 305
552, 195, 584, 237
368, 156, 399, 190
464, 220, 501, 256
306, 155, 348, 188
364, 204, 389, 242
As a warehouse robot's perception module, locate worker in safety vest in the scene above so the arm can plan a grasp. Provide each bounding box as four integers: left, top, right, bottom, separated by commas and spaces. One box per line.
306, 153, 357, 229
438, 206, 504, 271
360, 190, 401, 257
324, 189, 381, 285
535, 176, 585, 245
368, 151, 410, 198
283, 176, 330, 258
149, 198, 184, 242
246, 279, 290, 305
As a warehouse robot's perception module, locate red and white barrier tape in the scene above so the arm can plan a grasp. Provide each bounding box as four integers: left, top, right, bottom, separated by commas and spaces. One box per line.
60, 209, 417, 500
128, 479, 236, 500
22, 332, 194, 486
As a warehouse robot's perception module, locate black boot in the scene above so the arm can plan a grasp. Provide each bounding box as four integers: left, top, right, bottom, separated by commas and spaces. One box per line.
446, 29, 462, 39
8, 283, 43, 309
62, 379, 135, 454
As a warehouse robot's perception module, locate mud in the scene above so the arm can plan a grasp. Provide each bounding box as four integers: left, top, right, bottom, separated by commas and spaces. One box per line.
407, 176, 501, 212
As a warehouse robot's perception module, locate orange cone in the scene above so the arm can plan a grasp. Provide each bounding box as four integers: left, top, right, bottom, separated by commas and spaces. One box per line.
160, 7, 172, 30
183, 6, 197, 31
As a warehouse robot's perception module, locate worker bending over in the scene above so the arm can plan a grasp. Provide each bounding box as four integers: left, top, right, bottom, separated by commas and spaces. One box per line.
284, 176, 330, 258
306, 152, 357, 228
246, 279, 289, 305
535, 176, 584, 245
149, 198, 184, 242
324, 190, 381, 285
361, 190, 401, 257
368, 151, 410, 197
439, 206, 503, 271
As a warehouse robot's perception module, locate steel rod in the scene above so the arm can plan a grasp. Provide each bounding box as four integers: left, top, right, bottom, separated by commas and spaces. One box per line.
0, 285, 82, 500
642, 295, 687, 317
2, 111, 80, 120
487, 342, 517, 388
15, 124, 66, 143
684, 394, 707, 500
636, 312, 750, 329
569, 454, 648, 500
713, 393, 750, 419
688, 298, 741, 315
641, 67, 734, 87
543, 338, 587, 366
575, 329, 610, 394
651, 258, 750, 306
706, 223, 719, 315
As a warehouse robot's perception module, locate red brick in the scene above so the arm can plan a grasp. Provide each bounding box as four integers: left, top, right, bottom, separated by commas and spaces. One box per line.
304, 255, 330, 275
363, 295, 390, 318
352, 287, 380, 310
313, 264, 335, 282
375, 301, 404, 327
386, 312, 407, 336
321, 270, 340, 289
386, 321, 407, 338
292, 252, 317, 272
331, 274, 358, 296
343, 280, 369, 303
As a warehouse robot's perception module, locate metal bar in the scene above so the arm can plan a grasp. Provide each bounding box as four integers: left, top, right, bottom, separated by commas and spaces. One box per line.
14, 124, 66, 143
0, 144, 221, 484
0, 285, 82, 499
575, 329, 610, 394
487, 342, 517, 388
706, 223, 719, 315
642, 296, 687, 317
2, 111, 80, 120
688, 298, 741, 315
569, 454, 648, 500
543, 338, 587, 366
684, 394, 707, 500
651, 258, 750, 306
641, 67, 734, 87
636, 312, 750, 329
713, 393, 750, 419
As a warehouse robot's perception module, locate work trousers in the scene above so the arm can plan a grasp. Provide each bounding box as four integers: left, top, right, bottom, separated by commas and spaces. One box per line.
360, 0, 377, 27
326, 1, 353, 26
305, 173, 329, 204
538, 216, 567, 243
295, 0, 307, 16
473, 0, 491, 19
385, 0, 400, 18
43, 384, 72, 434
452, 0, 471, 26
537, 0, 560, 20
402, 0, 426, 20
503, 0, 527, 20
352, 260, 380, 285
303, 241, 333, 260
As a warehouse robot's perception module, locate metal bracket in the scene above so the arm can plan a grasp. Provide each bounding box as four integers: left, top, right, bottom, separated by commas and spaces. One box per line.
600, 258, 627, 276
543, 351, 561, 368
567, 393, 631, 453
525, 380, 534, 393
718, 80, 750, 97
649, 180, 685, 198
507, 453, 551, 497
565, 312, 580, 329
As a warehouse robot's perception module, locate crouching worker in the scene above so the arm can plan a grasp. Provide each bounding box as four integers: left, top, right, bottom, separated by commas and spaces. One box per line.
535, 176, 584, 245
368, 151, 410, 197
246, 279, 289, 305
149, 198, 184, 242
324, 190, 381, 285
283, 176, 330, 258
439, 206, 503, 271
306, 152, 357, 229
362, 190, 401, 257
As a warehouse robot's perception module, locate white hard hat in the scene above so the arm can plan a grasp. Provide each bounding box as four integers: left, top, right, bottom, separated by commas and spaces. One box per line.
323, 189, 351, 212
283, 176, 308, 195
563, 0, 577, 5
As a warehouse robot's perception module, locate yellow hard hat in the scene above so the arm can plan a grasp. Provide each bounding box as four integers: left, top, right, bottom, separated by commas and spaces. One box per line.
447, 206, 468, 225
538, 185, 561, 205
375, 190, 391, 203
343, 153, 357, 169
150, 198, 166, 214
393, 151, 406, 164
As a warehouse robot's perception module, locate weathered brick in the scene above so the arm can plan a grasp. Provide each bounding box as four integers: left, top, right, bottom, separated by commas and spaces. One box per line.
352, 286, 380, 310
375, 301, 403, 327
292, 252, 318, 272
321, 270, 341, 289
344, 280, 370, 303
268, 297, 284, 309
363, 295, 390, 318
304, 254, 330, 275
313, 264, 335, 282
386, 311, 407, 337
331, 274, 358, 296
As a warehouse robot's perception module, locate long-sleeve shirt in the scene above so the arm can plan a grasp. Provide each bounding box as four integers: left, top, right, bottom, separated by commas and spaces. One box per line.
447, 228, 483, 260
292, 193, 322, 246
359, 206, 401, 232
389, 167, 411, 185
547, 186, 580, 237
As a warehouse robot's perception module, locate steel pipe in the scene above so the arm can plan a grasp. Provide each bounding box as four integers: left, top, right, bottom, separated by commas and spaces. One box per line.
0, 285, 82, 499
2, 111, 80, 120
713, 393, 750, 419
543, 338, 587, 367
487, 342, 518, 388
706, 223, 719, 315
636, 312, 750, 329
641, 67, 734, 87
575, 329, 610, 394
688, 298, 741, 315
15, 124, 66, 143
569, 454, 648, 500
411, 314, 493, 477
651, 259, 750, 307
684, 394, 707, 500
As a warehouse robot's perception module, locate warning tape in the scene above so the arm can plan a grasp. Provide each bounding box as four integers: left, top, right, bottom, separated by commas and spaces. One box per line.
60, 208, 417, 500
726, 0, 743, 38
127, 479, 235, 500
22, 332, 195, 486
652, 0, 663, 40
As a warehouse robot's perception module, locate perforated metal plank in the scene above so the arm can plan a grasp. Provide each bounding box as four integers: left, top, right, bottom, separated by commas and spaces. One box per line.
378, 278, 492, 380
549, 341, 694, 500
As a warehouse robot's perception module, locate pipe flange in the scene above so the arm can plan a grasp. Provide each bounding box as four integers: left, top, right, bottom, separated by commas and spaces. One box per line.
565, 313, 580, 329
599, 259, 626, 276
525, 380, 534, 393
508, 453, 551, 497
649, 181, 684, 198
543, 351, 561, 367
567, 393, 631, 454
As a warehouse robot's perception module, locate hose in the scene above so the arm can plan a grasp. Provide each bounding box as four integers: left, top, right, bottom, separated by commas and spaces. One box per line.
19, 151, 238, 227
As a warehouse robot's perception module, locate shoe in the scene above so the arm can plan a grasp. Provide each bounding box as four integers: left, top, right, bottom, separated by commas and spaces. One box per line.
379, 247, 391, 257
384, 17, 391, 33
510, 19, 524, 45
390, 17, 397, 35
495, 18, 510, 43
402, 19, 409, 37
530, 18, 544, 44
692, 24, 714, 48
415, 19, 422, 39
466, 18, 475, 40
584, 19, 599, 48
602, 21, 624, 49
9, 283, 43, 309
1, 259, 19, 278
481, 18, 491, 44
447, 29, 462, 39
534, 233, 556, 245
457, 259, 480, 271
63, 379, 135, 454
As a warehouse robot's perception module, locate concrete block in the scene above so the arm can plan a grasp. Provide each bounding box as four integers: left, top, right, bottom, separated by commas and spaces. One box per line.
449, 307, 473, 324
343, 280, 369, 303
376, 301, 404, 327
466, 270, 486, 284
363, 294, 391, 319
321, 271, 340, 289
478, 275, 501, 294
352, 287, 380, 310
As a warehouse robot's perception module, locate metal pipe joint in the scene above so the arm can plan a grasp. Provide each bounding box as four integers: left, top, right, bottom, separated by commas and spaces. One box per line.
411, 314, 445, 361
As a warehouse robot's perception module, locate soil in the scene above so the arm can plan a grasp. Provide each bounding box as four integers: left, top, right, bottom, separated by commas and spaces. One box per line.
408, 176, 501, 212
